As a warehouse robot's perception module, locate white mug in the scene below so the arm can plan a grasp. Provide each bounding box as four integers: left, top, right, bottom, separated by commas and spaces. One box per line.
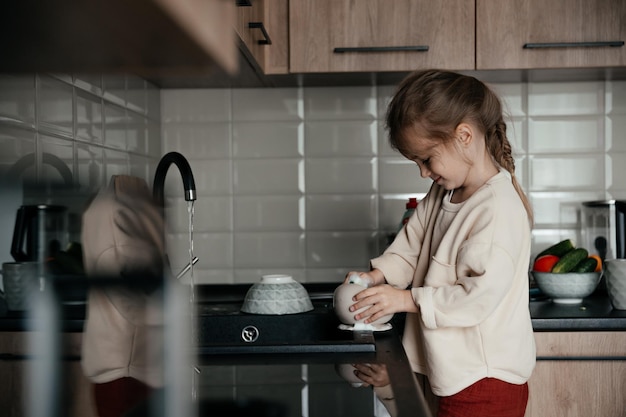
605, 258, 626, 310
2, 262, 39, 311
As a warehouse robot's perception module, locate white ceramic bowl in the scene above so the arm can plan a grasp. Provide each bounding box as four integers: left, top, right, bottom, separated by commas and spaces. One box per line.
604, 259, 626, 310
241, 275, 313, 315
333, 281, 394, 326
531, 271, 602, 304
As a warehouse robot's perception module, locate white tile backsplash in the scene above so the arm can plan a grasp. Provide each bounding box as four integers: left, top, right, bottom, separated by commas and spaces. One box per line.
3, 75, 621, 284
306, 195, 377, 230
233, 121, 302, 158
376, 85, 396, 119
378, 158, 431, 194
606, 81, 626, 114
103, 148, 130, 180
186, 158, 232, 196
306, 231, 376, 268
0, 75, 35, 126
166, 196, 232, 234
233, 232, 305, 268
103, 102, 127, 150
39, 75, 74, 137
607, 153, 626, 193
305, 158, 376, 194
75, 143, 103, 191
233, 195, 303, 231
234, 159, 303, 194
304, 86, 377, 120
162, 89, 231, 123
160, 79, 625, 283
606, 115, 626, 151
127, 111, 147, 154
163, 123, 232, 158
75, 88, 103, 143
39, 134, 74, 183
529, 81, 605, 116
126, 75, 147, 115
304, 120, 377, 157
491, 83, 526, 117
507, 117, 526, 154
528, 116, 603, 153
529, 155, 604, 191
530, 191, 604, 227
167, 232, 233, 272
233, 88, 302, 122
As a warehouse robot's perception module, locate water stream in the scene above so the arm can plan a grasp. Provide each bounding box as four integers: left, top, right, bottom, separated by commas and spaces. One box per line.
187, 200, 200, 401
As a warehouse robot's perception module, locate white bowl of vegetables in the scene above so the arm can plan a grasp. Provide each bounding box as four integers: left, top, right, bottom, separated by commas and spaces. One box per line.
531, 240, 603, 304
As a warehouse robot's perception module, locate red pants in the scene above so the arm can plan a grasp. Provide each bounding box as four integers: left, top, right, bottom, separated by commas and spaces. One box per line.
93, 377, 153, 417
437, 378, 529, 417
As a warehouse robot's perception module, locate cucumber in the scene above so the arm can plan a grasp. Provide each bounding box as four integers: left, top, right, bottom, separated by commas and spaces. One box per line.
535, 239, 575, 261
572, 257, 598, 273
551, 248, 589, 273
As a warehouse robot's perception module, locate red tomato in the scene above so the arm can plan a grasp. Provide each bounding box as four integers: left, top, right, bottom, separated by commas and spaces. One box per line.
533, 255, 560, 272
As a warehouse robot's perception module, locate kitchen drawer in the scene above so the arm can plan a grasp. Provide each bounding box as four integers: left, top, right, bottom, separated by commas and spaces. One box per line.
289, 0, 475, 73
534, 331, 626, 358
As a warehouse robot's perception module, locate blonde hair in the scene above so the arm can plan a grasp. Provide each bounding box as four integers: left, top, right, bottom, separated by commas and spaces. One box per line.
385, 69, 533, 225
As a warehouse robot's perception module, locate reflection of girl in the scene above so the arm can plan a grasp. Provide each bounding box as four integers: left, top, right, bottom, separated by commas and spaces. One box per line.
81, 175, 165, 417
347, 70, 536, 417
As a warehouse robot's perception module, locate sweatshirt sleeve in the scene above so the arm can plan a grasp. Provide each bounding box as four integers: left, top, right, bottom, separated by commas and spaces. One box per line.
371, 184, 445, 289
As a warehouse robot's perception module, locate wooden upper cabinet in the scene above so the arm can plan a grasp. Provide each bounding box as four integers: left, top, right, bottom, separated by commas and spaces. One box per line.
1, 0, 238, 76
235, 0, 289, 74
477, 0, 626, 70
289, 0, 475, 73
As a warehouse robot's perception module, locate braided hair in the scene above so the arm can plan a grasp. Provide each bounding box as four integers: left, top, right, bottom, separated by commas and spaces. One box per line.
386, 69, 533, 225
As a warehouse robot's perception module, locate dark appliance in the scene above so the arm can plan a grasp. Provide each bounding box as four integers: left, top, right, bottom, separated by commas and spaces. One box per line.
11, 204, 68, 262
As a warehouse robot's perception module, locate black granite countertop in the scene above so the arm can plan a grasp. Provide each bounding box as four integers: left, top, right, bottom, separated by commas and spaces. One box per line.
529, 290, 626, 331
1, 284, 625, 333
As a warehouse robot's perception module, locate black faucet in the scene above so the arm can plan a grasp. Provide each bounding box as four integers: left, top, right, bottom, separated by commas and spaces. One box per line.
153, 152, 197, 206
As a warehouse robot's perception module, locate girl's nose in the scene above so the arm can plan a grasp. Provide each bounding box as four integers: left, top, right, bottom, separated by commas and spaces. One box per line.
418, 163, 431, 178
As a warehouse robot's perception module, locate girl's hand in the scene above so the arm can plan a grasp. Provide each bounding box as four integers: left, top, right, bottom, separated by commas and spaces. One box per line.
353, 363, 390, 388
350, 284, 418, 323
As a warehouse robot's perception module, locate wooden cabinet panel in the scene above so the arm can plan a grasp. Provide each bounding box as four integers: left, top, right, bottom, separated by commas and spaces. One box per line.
526, 361, 626, 417
525, 332, 626, 417
236, 0, 289, 74
477, 0, 626, 70
534, 331, 626, 357
289, 0, 475, 73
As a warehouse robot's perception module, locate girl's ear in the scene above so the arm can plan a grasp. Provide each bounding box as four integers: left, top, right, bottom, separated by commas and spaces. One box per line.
455, 123, 474, 146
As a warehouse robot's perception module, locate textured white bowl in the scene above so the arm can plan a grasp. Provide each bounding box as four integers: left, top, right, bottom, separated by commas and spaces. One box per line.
241, 275, 313, 315
604, 259, 626, 310
531, 271, 602, 304
333, 281, 394, 326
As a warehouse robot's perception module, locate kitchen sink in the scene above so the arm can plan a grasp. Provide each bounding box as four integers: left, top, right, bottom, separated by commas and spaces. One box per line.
194, 300, 378, 356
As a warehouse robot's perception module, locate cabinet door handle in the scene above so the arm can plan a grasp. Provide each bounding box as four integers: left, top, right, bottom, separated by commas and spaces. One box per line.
236, 0, 252, 6
334, 45, 429, 53
248, 22, 272, 45
523, 41, 624, 49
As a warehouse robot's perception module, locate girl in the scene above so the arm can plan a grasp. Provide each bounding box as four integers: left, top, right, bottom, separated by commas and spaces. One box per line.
347, 70, 536, 417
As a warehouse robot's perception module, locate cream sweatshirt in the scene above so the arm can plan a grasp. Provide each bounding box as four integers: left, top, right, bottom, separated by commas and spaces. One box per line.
80, 176, 166, 387
371, 170, 536, 397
